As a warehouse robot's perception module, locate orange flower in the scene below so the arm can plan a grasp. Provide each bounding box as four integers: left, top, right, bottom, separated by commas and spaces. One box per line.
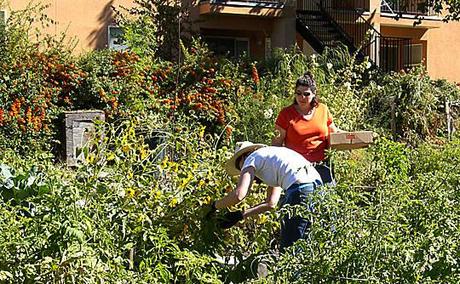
33, 116, 42, 131
109, 98, 119, 109
25, 107, 32, 125
9, 98, 21, 117
225, 126, 233, 139
98, 89, 106, 100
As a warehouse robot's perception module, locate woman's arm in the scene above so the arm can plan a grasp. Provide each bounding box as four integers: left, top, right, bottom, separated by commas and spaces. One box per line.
242, 186, 282, 219
214, 167, 254, 209
272, 125, 287, 146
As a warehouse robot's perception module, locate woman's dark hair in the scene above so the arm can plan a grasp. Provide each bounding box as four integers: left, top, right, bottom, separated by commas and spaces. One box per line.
294, 71, 319, 108
296, 71, 317, 92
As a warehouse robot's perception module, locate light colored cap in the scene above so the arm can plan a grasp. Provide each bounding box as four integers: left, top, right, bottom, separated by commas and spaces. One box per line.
224, 141, 267, 176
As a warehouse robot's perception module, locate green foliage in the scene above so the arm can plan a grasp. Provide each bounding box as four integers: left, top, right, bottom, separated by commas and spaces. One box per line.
272, 138, 460, 282
1, 4, 460, 281
114, 0, 195, 60
367, 66, 460, 144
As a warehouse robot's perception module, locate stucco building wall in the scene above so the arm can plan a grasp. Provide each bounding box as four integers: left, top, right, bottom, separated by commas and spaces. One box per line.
7, 0, 134, 53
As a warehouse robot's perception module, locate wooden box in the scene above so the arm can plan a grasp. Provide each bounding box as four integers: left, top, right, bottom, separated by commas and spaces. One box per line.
329, 131, 374, 150
64, 110, 105, 166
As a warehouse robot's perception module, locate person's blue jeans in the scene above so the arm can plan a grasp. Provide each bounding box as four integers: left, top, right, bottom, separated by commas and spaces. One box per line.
315, 163, 336, 186
279, 182, 317, 251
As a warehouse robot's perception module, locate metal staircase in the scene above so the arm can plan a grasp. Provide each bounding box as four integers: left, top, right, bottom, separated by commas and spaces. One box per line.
296, 9, 356, 54
296, 0, 412, 72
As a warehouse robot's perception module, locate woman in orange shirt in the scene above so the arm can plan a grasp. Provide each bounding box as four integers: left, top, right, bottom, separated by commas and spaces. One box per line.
272, 72, 340, 184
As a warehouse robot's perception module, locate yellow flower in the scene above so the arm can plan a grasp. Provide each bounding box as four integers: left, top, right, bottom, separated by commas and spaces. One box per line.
140, 148, 148, 160
128, 127, 135, 137
198, 180, 206, 187
125, 187, 135, 198
199, 126, 205, 138
137, 214, 145, 222
172, 163, 179, 173
258, 214, 268, 224
160, 157, 169, 169
122, 144, 130, 153
169, 197, 178, 208
86, 153, 95, 164
107, 152, 116, 161
152, 189, 162, 200
179, 179, 189, 189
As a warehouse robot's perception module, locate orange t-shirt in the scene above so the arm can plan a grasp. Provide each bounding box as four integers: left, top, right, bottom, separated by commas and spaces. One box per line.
275, 103, 333, 162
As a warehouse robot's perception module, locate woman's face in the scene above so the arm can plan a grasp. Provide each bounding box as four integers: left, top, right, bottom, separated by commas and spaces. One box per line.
295, 85, 315, 108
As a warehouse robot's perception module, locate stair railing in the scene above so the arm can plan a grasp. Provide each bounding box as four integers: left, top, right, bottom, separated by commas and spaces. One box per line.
319, 0, 412, 72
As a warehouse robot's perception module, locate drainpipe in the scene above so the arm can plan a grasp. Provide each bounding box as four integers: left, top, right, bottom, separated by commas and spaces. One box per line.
368, 0, 381, 67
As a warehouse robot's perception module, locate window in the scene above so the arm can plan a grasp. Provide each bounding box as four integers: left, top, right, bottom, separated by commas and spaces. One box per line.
403, 43, 423, 67
380, 44, 400, 72
0, 10, 7, 25
204, 36, 249, 58
108, 26, 128, 50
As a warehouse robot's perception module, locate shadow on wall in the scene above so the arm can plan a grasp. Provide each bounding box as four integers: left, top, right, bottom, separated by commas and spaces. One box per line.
87, 0, 115, 49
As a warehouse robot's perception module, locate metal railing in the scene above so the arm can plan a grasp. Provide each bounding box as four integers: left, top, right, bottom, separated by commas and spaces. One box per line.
376, 36, 412, 72
205, 0, 284, 4
381, 0, 438, 16
297, 0, 368, 13
297, 0, 414, 72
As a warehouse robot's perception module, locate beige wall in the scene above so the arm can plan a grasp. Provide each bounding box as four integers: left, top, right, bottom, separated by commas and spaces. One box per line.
424, 21, 460, 82
7, 0, 134, 53
381, 21, 460, 83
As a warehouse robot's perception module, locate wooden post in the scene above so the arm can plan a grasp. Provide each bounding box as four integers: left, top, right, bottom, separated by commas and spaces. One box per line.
129, 248, 134, 270
446, 100, 451, 140
390, 99, 396, 140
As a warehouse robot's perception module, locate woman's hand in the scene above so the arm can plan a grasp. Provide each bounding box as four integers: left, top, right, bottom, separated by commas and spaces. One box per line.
329, 122, 343, 133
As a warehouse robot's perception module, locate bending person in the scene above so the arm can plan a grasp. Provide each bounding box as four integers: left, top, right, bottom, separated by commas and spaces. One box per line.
209, 141, 322, 250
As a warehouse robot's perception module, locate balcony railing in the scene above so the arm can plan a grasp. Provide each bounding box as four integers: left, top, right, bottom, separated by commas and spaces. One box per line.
206, 0, 285, 5
297, 0, 369, 12
381, 0, 438, 16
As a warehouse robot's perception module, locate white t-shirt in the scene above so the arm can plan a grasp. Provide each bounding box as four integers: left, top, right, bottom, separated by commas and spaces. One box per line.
241, 146, 322, 190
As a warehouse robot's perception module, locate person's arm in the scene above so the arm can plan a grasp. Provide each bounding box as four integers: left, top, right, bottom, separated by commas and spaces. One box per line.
272, 125, 287, 146
242, 186, 282, 219
214, 167, 254, 209
329, 122, 343, 133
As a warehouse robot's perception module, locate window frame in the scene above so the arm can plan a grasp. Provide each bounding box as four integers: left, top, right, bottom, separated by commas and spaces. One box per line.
0, 9, 7, 25
403, 43, 423, 67
203, 35, 250, 58
107, 25, 128, 51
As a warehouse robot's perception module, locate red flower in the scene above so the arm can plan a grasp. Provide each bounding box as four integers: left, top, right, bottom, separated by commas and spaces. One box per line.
0, 108, 4, 126
251, 64, 260, 85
